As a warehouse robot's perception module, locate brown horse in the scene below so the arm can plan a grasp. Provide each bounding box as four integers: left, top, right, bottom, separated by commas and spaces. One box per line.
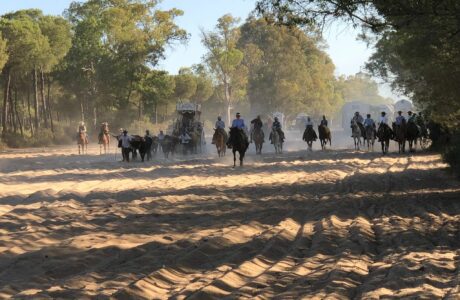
318, 124, 331, 150
252, 127, 264, 155
214, 128, 226, 157
98, 123, 110, 155
77, 132, 88, 155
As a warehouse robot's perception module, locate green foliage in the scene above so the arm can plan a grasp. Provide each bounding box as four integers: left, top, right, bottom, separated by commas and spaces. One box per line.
443, 133, 460, 177
0, 32, 7, 71
336, 73, 392, 105
239, 17, 343, 118
174, 68, 197, 101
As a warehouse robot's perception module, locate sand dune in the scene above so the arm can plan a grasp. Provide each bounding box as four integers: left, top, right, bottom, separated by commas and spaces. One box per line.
0, 145, 459, 299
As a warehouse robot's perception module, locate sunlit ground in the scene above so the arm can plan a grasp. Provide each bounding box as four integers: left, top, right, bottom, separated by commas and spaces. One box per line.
0, 144, 459, 299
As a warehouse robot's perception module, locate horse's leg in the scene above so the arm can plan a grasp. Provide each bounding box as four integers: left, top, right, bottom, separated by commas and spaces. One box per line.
240, 150, 244, 166
233, 150, 236, 168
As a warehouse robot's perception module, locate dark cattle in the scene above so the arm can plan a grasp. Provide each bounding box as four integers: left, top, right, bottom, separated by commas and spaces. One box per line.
162, 135, 179, 158
129, 135, 152, 162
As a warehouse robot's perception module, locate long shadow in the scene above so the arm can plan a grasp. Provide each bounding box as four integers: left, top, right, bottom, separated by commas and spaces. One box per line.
1, 184, 459, 298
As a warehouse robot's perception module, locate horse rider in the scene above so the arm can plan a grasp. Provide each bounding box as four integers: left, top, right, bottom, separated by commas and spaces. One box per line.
212, 116, 227, 144
320, 115, 328, 127
407, 111, 417, 123
304, 116, 318, 140
416, 112, 428, 138
227, 112, 249, 148
270, 116, 285, 144
377, 111, 392, 141
395, 111, 406, 126
98, 122, 109, 142
250, 115, 263, 143
353, 111, 364, 125
77, 121, 88, 143
120, 130, 132, 162
363, 114, 376, 135
351, 111, 364, 137
407, 111, 421, 136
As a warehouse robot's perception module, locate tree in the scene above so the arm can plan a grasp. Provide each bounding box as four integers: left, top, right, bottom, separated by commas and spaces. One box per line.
202, 14, 247, 125
255, 0, 460, 125
0, 33, 7, 72
174, 68, 197, 101
239, 17, 343, 118
336, 73, 392, 105
62, 0, 187, 125
138, 70, 175, 124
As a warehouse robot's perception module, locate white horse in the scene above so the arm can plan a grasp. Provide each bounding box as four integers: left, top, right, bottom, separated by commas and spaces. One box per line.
351, 120, 362, 150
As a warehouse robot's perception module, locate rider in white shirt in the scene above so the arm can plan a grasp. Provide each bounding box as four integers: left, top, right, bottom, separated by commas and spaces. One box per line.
395, 111, 406, 126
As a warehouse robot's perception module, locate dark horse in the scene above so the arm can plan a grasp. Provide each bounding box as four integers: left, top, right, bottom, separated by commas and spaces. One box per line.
318, 125, 331, 150
302, 125, 317, 151
406, 121, 420, 152
229, 127, 248, 167
162, 135, 179, 158
377, 125, 392, 155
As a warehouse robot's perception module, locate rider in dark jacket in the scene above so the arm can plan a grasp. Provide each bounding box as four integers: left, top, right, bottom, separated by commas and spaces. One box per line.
250, 115, 263, 143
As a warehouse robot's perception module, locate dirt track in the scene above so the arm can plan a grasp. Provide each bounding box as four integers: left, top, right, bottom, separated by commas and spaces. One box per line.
0, 145, 459, 299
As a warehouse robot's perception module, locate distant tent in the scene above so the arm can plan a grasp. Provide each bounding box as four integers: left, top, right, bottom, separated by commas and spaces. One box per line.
394, 100, 413, 117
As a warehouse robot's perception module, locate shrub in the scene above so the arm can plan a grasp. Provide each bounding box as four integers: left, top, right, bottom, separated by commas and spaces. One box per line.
52, 123, 75, 145
2, 132, 27, 148
442, 132, 460, 177
30, 128, 54, 147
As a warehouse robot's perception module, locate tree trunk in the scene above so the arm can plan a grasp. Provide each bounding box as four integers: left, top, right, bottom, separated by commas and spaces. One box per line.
9, 87, 16, 133
27, 86, 34, 136
14, 87, 24, 137
40, 68, 48, 128
224, 77, 232, 127
2, 69, 10, 136
33, 68, 40, 131
80, 95, 85, 122
154, 102, 158, 124
47, 76, 54, 132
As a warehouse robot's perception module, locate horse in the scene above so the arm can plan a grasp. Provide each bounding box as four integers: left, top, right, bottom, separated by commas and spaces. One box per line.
406, 121, 420, 152
214, 128, 227, 157
229, 127, 248, 167
318, 125, 331, 150
162, 135, 179, 159
351, 120, 362, 150
77, 132, 88, 155
393, 122, 406, 153
302, 125, 317, 151
377, 125, 392, 155
364, 125, 375, 151
253, 127, 264, 155
98, 124, 110, 155
271, 128, 283, 154
151, 136, 159, 156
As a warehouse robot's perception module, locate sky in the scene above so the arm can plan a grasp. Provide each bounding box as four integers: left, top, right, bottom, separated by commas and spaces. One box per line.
0, 0, 400, 99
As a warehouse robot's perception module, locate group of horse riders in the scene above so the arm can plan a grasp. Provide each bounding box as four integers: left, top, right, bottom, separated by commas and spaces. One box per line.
351, 110, 426, 141
212, 112, 288, 148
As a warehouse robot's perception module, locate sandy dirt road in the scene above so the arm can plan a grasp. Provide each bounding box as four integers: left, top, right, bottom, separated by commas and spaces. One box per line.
0, 143, 459, 299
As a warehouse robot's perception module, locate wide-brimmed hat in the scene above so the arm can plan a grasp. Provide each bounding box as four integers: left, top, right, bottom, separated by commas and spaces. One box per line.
236, 112, 241, 116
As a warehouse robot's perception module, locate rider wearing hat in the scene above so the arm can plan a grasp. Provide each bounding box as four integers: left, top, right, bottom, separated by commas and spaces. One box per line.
213, 116, 227, 144
270, 116, 285, 144
77, 121, 88, 144
250, 115, 263, 143
227, 112, 249, 148
395, 111, 406, 126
